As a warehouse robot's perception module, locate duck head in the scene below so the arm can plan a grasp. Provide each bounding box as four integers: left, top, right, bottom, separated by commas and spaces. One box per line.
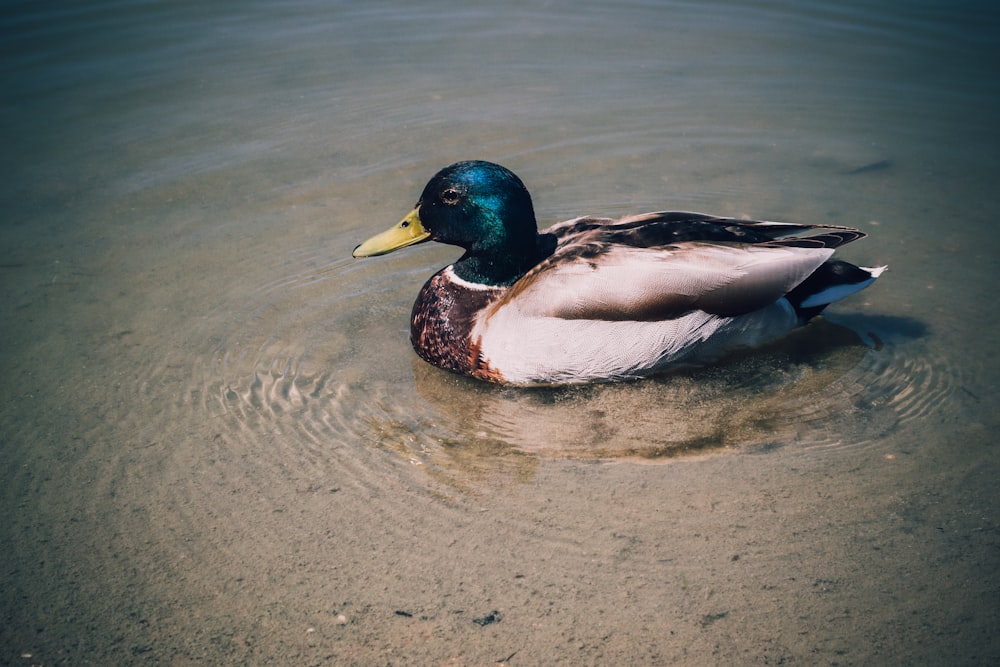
353, 161, 542, 286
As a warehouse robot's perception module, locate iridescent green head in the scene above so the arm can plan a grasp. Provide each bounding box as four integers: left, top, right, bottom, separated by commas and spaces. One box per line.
353, 161, 542, 286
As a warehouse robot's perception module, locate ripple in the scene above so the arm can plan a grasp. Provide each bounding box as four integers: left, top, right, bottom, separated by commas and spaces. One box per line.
395, 316, 950, 468
122, 223, 961, 511
145, 240, 960, 503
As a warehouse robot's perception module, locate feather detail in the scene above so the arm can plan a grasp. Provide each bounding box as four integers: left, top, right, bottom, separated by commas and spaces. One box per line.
494, 241, 834, 321
473, 299, 801, 385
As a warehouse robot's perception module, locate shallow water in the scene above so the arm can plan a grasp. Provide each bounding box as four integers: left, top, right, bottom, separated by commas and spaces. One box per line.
2, 0, 999, 663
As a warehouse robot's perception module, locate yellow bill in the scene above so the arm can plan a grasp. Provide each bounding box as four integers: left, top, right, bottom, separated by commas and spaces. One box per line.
352, 208, 430, 257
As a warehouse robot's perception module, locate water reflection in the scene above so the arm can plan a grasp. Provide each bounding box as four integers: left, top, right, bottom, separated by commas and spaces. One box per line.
404, 318, 891, 462
182, 229, 941, 496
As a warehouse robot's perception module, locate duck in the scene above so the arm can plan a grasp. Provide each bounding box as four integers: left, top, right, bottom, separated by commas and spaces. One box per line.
353, 160, 885, 386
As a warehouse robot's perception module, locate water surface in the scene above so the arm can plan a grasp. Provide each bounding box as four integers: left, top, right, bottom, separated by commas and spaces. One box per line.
2, 0, 998, 663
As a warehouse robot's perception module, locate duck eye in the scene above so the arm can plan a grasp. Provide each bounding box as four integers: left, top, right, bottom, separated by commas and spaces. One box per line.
441, 188, 461, 205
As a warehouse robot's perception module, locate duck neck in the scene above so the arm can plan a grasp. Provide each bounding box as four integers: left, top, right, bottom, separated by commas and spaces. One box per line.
452, 232, 556, 287
453, 251, 534, 287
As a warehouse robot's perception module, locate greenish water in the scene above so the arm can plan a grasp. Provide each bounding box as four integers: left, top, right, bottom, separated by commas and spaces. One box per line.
2, 1, 998, 663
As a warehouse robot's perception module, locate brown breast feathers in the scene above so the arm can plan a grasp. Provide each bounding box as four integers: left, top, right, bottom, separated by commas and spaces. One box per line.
409, 268, 506, 382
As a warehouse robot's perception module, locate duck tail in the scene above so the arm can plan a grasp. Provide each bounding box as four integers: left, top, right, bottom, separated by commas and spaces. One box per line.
786, 261, 887, 322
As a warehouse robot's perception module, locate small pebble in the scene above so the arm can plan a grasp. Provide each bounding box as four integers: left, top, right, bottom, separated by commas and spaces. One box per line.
335, 614, 348, 625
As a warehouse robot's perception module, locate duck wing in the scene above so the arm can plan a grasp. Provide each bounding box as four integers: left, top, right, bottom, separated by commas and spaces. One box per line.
506, 213, 866, 321
544, 211, 865, 246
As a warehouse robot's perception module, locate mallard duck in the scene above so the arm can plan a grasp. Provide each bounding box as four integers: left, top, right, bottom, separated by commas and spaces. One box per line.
353, 160, 885, 386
